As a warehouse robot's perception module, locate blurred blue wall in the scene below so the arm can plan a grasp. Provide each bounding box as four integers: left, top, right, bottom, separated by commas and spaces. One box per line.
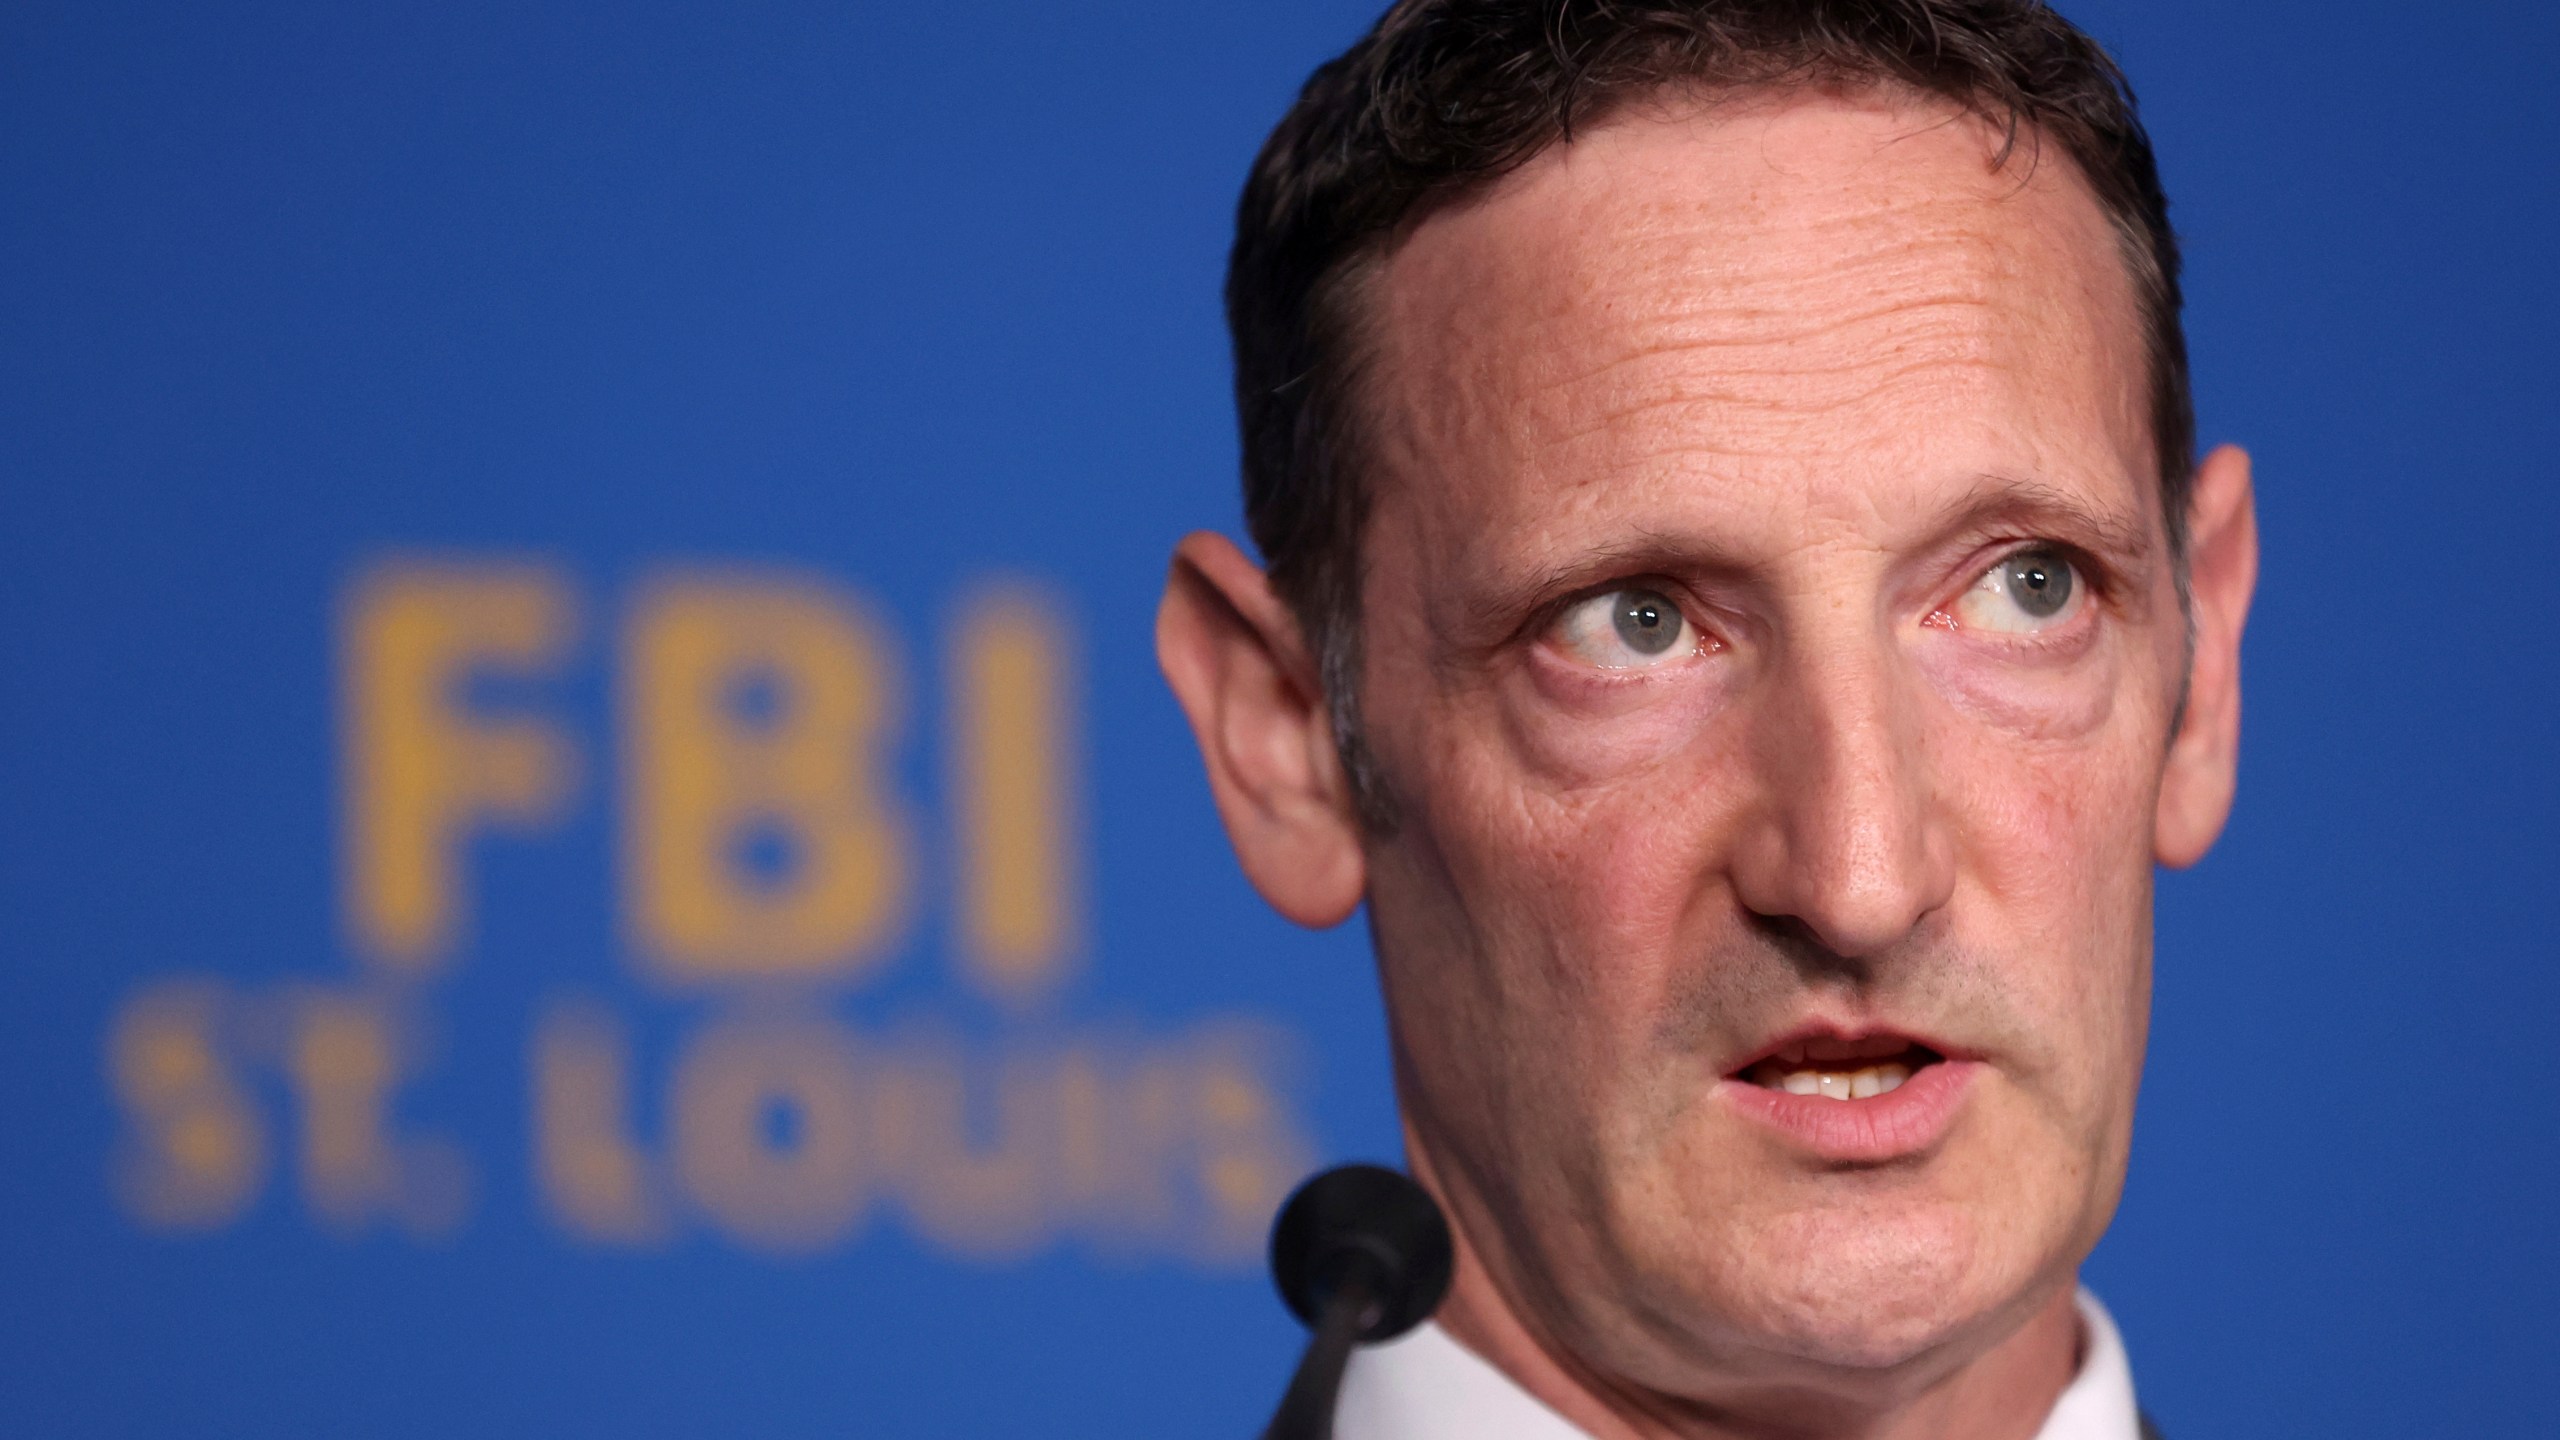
3, 1, 2553, 1435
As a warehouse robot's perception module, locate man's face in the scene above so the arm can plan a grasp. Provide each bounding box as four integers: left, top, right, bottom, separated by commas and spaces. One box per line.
1351, 91, 2182, 1387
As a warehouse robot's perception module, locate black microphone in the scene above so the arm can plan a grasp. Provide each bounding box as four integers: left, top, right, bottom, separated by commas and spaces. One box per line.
1259, 1164, 1455, 1440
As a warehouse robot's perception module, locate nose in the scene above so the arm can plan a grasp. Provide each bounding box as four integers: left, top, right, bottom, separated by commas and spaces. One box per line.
1727, 638, 1956, 961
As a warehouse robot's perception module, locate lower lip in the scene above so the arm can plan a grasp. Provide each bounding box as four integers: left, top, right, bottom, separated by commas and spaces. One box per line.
1718, 1060, 1981, 1162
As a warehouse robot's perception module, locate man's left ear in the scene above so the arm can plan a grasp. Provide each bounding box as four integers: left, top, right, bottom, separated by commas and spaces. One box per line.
2155, 443, 2259, 867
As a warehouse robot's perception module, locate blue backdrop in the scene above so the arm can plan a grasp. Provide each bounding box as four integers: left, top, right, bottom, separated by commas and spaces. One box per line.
4, 2, 2554, 1435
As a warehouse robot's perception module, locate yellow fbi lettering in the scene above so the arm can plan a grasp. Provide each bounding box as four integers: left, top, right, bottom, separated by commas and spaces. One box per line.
952, 587, 1082, 1002
337, 560, 1073, 996
112, 555, 1317, 1268
622, 575, 910, 985
341, 562, 577, 973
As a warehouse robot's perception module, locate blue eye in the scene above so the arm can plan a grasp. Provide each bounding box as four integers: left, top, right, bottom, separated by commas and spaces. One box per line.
1554, 587, 1696, 668
1612, 592, 1682, 654
1955, 548, 2081, 633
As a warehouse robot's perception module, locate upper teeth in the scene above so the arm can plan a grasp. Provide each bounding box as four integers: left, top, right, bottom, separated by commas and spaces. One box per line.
1754, 1062, 1912, 1100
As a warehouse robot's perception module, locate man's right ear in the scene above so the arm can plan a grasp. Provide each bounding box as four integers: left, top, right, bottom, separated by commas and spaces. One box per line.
1155, 531, 1368, 928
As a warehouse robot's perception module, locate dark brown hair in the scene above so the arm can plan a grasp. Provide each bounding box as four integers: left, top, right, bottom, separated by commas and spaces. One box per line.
1225, 0, 2190, 818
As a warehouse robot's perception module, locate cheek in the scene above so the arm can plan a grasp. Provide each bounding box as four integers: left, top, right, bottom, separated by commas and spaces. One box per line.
1429, 760, 1732, 1001
1923, 620, 2167, 947
1957, 737, 2145, 888
1499, 652, 1744, 790
1497, 655, 1759, 896
1369, 647, 1749, 975
1371, 704, 1752, 1108
1940, 726, 2156, 1115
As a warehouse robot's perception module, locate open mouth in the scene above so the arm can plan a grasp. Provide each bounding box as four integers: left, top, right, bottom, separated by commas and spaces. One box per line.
1734, 1034, 1945, 1102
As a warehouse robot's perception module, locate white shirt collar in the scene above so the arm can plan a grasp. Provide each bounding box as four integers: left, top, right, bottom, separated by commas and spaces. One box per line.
1335, 1286, 2142, 1440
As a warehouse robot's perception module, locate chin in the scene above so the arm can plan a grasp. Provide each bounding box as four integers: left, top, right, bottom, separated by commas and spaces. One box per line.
1615, 1194, 2057, 1383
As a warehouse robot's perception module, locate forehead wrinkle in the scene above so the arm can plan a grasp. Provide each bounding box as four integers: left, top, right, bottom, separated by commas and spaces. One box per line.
1390, 288, 2113, 541
1374, 108, 2139, 463
1514, 250, 2090, 447
1498, 259, 2031, 418
1359, 95, 2152, 645
1552, 195, 2036, 348
1535, 347, 2017, 461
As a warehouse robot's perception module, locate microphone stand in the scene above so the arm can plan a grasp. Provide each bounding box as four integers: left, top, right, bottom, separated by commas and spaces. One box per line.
1260, 1254, 1382, 1440
1256, 1166, 1453, 1440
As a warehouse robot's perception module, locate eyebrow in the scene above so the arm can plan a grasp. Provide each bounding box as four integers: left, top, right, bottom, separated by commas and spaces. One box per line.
1455, 469, 2158, 642
1473, 529, 1754, 622
1935, 473, 2156, 566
